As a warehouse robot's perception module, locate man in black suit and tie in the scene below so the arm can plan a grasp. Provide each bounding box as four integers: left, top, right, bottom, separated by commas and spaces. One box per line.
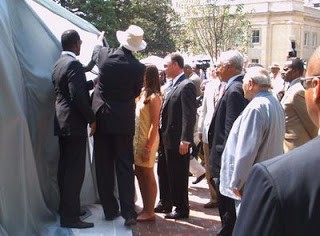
207, 50, 248, 236
90, 25, 146, 226
158, 53, 197, 219
52, 29, 96, 228
233, 46, 320, 236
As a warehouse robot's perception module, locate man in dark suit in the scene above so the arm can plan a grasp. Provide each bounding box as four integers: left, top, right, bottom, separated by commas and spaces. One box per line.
90, 25, 146, 226
233, 46, 320, 236
157, 53, 197, 219
52, 29, 96, 228
207, 50, 248, 236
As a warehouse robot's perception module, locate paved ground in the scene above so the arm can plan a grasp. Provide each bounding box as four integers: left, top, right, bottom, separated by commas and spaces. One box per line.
69, 161, 221, 236
132, 162, 221, 236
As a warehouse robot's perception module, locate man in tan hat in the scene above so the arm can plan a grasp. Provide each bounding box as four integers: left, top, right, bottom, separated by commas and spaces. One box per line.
269, 63, 285, 99
88, 25, 146, 226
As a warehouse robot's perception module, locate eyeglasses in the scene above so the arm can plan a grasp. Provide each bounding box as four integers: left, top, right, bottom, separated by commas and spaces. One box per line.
300, 76, 320, 89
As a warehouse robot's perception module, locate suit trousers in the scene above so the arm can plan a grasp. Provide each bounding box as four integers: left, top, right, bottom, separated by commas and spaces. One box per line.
58, 136, 87, 223
94, 132, 137, 220
211, 177, 236, 236
156, 139, 173, 208
163, 147, 190, 214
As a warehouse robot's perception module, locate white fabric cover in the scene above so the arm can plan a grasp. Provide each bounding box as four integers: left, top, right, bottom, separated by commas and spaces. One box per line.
0, 0, 101, 234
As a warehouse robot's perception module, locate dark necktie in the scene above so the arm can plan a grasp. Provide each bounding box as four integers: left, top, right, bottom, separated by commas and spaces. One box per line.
164, 80, 174, 100
166, 80, 174, 93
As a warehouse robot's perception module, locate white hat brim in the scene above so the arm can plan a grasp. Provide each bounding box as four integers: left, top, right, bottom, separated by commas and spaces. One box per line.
116, 30, 147, 52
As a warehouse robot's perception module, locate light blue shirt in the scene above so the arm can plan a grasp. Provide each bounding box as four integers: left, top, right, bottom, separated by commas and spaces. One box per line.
220, 90, 285, 200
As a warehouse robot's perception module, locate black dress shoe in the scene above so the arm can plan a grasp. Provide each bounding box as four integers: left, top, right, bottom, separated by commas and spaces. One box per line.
124, 217, 137, 226
105, 211, 120, 221
192, 173, 206, 184
61, 220, 94, 229
217, 225, 233, 236
154, 204, 172, 213
203, 201, 219, 208
164, 211, 189, 219
79, 210, 86, 217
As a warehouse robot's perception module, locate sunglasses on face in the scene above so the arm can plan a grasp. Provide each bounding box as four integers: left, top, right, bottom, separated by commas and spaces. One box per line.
300, 76, 320, 89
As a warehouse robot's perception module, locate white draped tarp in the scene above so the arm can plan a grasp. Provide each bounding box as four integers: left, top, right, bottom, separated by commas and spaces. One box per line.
0, 0, 101, 235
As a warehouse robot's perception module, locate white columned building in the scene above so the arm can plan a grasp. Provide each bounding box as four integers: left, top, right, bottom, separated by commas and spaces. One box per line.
172, 0, 320, 67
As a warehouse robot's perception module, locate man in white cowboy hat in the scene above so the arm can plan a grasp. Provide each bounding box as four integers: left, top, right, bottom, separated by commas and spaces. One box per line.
88, 25, 146, 226
269, 62, 285, 100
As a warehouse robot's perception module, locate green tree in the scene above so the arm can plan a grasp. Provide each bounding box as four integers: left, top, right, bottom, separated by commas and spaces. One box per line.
127, 0, 179, 57
185, 0, 251, 60
52, 0, 179, 57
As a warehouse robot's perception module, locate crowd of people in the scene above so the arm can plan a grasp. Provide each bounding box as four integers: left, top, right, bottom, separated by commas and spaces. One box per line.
52, 24, 320, 235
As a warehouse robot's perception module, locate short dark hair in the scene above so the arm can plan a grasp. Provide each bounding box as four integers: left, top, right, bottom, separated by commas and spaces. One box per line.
289, 57, 304, 75
170, 53, 184, 69
61, 29, 80, 51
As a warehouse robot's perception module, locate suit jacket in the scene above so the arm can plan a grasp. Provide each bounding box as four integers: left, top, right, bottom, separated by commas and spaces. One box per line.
52, 54, 95, 136
281, 79, 318, 152
160, 75, 197, 149
234, 136, 320, 236
90, 46, 145, 135
188, 72, 202, 97
208, 75, 248, 178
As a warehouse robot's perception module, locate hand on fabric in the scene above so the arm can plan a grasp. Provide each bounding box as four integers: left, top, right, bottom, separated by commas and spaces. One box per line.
97, 31, 105, 45
179, 142, 189, 155
142, 148, 151, 162
89, 122, 96, 136
232, 188, 243, 198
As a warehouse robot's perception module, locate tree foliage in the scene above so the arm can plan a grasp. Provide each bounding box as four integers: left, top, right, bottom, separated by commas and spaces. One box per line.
52, 0, 180, 57
185, 0, 251, 60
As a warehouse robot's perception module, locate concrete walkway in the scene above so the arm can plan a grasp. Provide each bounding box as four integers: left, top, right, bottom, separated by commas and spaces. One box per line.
72, 204, 132, 236
69, 161, 221, 236
132, 165, 221, 236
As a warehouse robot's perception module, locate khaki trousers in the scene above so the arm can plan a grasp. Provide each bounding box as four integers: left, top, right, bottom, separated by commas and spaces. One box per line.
203, 142, 217, 202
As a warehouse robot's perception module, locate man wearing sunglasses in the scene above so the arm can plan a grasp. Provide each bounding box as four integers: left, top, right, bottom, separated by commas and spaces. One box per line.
233, 46, 320, 236
280, 57, 318, 153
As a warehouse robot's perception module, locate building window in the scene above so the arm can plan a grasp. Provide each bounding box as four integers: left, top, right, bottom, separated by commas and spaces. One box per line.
252, 30, 260, 44
304, 32, 310, 46
312, 32, 318, 47
251, 59, 259, 63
